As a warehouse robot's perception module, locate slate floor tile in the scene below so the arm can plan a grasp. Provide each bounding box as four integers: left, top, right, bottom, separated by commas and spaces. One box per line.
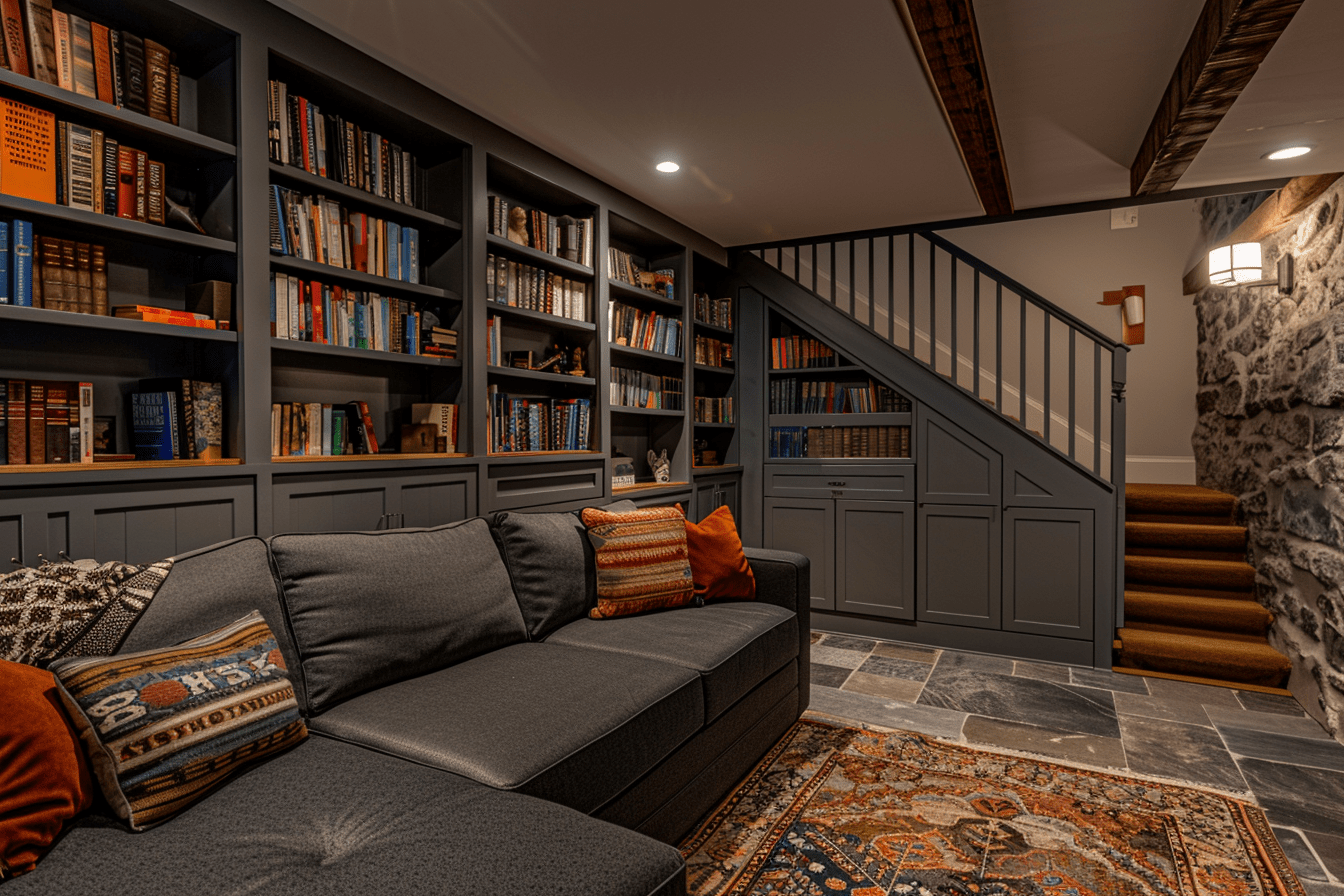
1303, 830, 1344, 881
1304, 884, 1344, 896
1069, 667, 1150, 694
819, 634, 877, 653
1012, 661, 1071, 684
1236, 690, 1309, 716
1239, 759, 1344, 835
810, 663, 853, 689
920, 662, 1120, 739
1274, 828, 1330, 881
1218, 727, 1344, 773
857, 655, 933, 682
1205, 705, 1332, 740
961, 716, 1127, 768
1143, 676, 1242, 707
872, 642, 940, 662
808, 686, 967, 740
930, 650, 1016, 676
842, 671, 924, 704
1112, 691, 1214, 727
811, 645, 870, 669
1118, 714, 1248, 793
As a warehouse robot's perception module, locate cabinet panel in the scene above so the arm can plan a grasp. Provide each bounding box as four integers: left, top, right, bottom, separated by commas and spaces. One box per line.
692, 473, 742, 521
399, 473, 475, 529
836, 500, 914, 620
764, 497, 835, 611
918, 504, 1000, 629
919, 411, 1001, 504
273, 477, 391, 534
485, 460, 605, 512
1004, 508, 1093, 639
764, 464, 913, 500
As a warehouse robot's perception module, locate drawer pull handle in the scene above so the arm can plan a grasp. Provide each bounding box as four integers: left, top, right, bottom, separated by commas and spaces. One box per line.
827, 481, 846, 487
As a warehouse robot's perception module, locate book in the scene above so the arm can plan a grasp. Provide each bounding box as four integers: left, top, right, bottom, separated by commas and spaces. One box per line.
168, 63, 179, 126
190, 381, 222, 460
119, 31, 146, 115
108, 29, 122, 106
353, 400, 378, 453
37, 235, 63, 311
77, 381, 92, 462
65, 123, 96, 211
0, 220, 8, 304
0, 99, 56, 203
0, 381, 5, 464
68, 14, 95, 97
50, 8, 69, 90
115, 146, 135, 218
0, 0, 27, 78
143, 38, 171, 122
90, 21, 113, 102
112, 304, 210, 322
73, 242, 91, 313
57, 237, 75, 312
129, 390, 175, 460
4, 378, 23, 464
11, 219, 32, 307
146, 159, 164, 224
26, 379, 44, 463
21, 0, 56, 85
133, 148, 147, 221
42, 380, 69, 463
89, 243, 107, 315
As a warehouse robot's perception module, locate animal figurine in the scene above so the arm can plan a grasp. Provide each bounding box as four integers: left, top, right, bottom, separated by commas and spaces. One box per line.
648, 448, 671, 483
635, 270, 659, 292
507, 206, 530, 246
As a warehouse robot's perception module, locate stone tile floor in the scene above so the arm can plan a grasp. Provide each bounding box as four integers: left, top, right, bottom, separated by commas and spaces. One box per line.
807, 630, 1344, 894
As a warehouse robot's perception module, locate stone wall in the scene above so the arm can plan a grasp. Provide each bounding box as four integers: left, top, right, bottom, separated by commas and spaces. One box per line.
1192, 180, 1344, 740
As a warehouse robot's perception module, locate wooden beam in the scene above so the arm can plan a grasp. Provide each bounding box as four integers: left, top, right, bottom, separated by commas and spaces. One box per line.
901, 0, 1012, 216
1182, 173, 1340, 294
1131, 0, 1304, 196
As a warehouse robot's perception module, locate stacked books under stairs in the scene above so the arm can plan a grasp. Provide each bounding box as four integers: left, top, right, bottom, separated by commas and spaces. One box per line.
1114, 483, 1292, 691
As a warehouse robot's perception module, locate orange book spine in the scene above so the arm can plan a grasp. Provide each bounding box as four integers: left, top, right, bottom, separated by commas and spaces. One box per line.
90, 21, 113, 103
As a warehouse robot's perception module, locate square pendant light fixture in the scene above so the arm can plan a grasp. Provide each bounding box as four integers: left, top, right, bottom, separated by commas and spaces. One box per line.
1208, 242, 1262, 285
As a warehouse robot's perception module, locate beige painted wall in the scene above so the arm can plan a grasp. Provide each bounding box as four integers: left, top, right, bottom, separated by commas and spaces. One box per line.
940, 200, 1205, 483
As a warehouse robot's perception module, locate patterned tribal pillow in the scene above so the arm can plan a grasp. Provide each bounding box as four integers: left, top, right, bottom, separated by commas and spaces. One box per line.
0, 558, 173, 666
581, 505, 695, 619
49, 611, 308, 831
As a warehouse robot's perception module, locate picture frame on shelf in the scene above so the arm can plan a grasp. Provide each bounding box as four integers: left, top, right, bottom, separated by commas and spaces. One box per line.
92, 416, 117, 455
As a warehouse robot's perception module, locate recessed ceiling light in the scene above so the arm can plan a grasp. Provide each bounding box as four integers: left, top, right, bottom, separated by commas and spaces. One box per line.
656, 161, 680, 173
1264, 146, 1312, 160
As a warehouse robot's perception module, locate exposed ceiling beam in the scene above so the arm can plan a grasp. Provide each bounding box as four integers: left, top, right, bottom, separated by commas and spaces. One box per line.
899, 0, 1012, 217
1131, 0, 1304, 196
1182, 173, 1340, 294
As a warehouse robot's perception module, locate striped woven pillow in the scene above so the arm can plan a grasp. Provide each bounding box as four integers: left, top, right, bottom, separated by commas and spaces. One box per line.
581, 505, 695, 619
49, 611, 307, 831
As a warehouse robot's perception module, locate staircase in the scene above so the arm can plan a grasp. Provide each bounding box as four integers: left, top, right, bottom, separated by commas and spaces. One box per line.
1115, 483, 1292, 691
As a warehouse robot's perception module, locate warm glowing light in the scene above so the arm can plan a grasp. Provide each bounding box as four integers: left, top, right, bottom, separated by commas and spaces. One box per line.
656, 161, 680, 173
1209, 242, 1263, 285
1264, 146, 1312, 161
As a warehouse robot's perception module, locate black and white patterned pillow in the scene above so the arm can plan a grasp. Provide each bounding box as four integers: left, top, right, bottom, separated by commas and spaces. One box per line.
0, 558, 173, 666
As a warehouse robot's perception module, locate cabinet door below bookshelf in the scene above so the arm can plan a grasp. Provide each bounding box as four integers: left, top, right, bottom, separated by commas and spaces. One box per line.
836, 499, 914, 621
764, 496, 834, 611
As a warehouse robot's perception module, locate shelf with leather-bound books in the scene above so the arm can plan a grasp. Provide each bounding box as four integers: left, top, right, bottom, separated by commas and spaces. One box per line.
687, 252, 739, 470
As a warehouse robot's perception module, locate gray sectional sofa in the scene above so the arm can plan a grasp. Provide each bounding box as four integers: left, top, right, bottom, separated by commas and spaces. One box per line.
13, 505, 810, 895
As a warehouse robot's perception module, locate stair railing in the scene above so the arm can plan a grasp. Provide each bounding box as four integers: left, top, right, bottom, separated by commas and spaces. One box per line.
747, 231, 1128, 485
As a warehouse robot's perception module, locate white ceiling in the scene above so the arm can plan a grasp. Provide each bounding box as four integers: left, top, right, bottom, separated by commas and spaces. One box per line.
269, 0, 1341, 247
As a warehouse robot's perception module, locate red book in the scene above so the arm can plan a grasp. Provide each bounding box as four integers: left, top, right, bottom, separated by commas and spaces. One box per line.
133, 149, 147, 221
116, 147, 135, 219
26, 380, 45, 464
355, 400, 378, 453
310, 280, 323, 344
298, 96, 311, 172
349, 212, 368, 272
90, 21, 112, 102
0, 0, 28, 77
5, 378, 25, 465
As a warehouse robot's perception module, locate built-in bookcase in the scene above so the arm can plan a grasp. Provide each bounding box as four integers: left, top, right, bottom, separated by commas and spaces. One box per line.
690, 252, 739, 472
266, 52, 466, 460
0, 0, 239, 472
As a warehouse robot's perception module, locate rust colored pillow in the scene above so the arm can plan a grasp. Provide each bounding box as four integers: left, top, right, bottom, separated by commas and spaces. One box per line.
679, 504, 756, 601
581, 505, 695, 618
0, 660, 95, 879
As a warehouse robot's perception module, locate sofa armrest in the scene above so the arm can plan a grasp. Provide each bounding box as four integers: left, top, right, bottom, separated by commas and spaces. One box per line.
744, 547, 810, 713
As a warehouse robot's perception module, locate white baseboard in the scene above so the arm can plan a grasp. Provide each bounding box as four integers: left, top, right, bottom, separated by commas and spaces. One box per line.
1125, 456, 1196, 484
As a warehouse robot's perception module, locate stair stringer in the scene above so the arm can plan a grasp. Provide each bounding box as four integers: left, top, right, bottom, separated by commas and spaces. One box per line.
734, 250, 1119, 668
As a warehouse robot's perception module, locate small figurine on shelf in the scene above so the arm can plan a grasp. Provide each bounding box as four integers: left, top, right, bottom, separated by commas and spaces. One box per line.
507, 206, 530, 246
533, 342, 570, 373
570, 346, 586, 377
648, 449, 671, 483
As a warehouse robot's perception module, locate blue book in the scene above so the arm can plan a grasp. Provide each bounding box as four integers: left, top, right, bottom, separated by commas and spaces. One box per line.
11, 220, 32, 307
0, 221, 9, 304
404, 227, 418, 284
386, 222, 401, 281
130, 391, 176, 460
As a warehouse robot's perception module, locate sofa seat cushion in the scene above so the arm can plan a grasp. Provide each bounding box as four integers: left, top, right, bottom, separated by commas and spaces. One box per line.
545, 602, 797, 722
308, 642, 703, 814
4, 735, 685, 896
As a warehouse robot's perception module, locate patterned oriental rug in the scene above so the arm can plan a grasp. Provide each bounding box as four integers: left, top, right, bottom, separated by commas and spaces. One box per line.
681, 719, 1304, 896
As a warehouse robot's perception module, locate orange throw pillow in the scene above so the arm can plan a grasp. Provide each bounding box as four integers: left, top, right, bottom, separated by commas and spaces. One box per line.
0, 660, 95, 878
581, 506, 695, 619
680, 504, 756, 601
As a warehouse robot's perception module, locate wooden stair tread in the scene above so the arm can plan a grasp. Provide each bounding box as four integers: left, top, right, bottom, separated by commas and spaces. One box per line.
1125, 483, 1236, 522
1124, 591, 1272, 634
1125, 554, 1256, 591
1125, 520, 1248, 551
1115, 627, 1290, 687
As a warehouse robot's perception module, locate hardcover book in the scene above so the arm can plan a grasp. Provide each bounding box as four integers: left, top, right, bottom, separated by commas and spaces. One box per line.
42, 380, 69, 463
129, 390, 175, 460
0, 0, 27, 78
119, 31, 146, 115
190, 380, 222, 460
90, 21, 113, 102
26, 379, 44, 463
143, 38, 170, 122
11, 218, 32, 307
21, 0, 55, 85
0, 99, 56, 203
68, 14, 95, 97
49, 7, 69, 89
90, 243, 107, 315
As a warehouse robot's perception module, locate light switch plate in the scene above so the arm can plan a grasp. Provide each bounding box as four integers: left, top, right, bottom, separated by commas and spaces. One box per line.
1111, 207, 1139, 229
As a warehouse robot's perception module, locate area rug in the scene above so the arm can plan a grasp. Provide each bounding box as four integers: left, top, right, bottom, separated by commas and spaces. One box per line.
681, 719, 1304, 896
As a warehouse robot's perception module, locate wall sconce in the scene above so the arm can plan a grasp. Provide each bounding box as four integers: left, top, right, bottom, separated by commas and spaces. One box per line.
1099, 285, 1144, 345
1207, 242, 1294, 292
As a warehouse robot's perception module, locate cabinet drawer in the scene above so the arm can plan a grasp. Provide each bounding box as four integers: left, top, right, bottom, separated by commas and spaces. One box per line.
484, 459, 605, 511
764, 464, 914, 499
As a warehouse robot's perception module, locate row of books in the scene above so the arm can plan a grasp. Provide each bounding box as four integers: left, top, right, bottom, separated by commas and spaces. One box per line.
693, 335, 732, 368
269, 185, 420, 283
609, 248, 673, 299
769, 335, 839, 370
1, 3, 179, 123
487, 390, 590, 453
486, 253, 589, 322
268, 79, 423, 209
769, 378, 912, 414
609, 301, 682, 357
0, 220, 108, 313
769, 425, 911, 459
487, 195, 593, 267
0, 100, 172, 223
694, 396, 734, 424
2, 379, 89, 464
610, 367, 682, 411
129, 379, 223, 461
270, 272, 444, 355
692, 293, 732, 330
270, 400, 379, 458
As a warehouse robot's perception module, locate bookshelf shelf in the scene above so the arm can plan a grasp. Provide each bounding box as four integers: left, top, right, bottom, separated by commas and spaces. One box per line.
608, 279, 681, 310
612, 406, 683, 418
268, 163, 460, 232
767, 364, 868, 376
0, 304, 238, 341
0, 194, 236, 253
613, 481, 690, 497
271, 338, 459, 367
693, 320, 734, 337
485, 233, 593, 279
693, 464, 743, 474
0, 68, 237, 161
610, 343, 682, 364
693, 421, 736, 429
487, 303, 595, 332
486, 365, 595, 386
0, 458, 241, 475
269, 256, 456, 300
769, 412, 913, 427
693, 363, 734, 375
271, 452, 470, 464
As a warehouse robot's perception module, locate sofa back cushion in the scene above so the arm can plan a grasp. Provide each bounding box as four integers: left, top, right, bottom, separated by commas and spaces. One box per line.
269, 519, 525, 714
489, 500, 637, 640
